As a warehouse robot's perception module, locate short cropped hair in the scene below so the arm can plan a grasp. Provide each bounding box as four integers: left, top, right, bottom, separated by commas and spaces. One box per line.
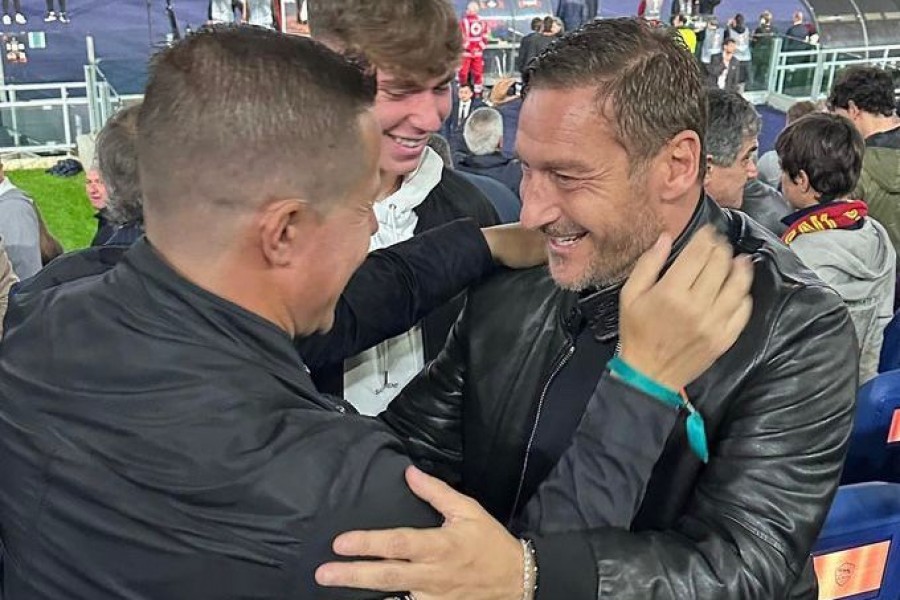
524, 18, 707, 177
96, 104, 143, 226
776, 112, 864, 202
827, 65, 897, 117
786, 100, 817, 124
137, 26, 375, 225
307, 0, 461, 83
464, 107, 503, 155
706, 88, 761, 166
530, 17, 543, 32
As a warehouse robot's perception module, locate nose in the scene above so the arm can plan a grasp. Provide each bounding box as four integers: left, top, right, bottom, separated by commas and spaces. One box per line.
746, 160, 758, 181
407, 91, 447, 134
518, 171, 562, 231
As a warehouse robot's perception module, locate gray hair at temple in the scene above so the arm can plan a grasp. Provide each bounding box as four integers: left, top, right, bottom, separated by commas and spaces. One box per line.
96, 104, 144, 226
706, 88, 761, 167
463, 107, 504, 156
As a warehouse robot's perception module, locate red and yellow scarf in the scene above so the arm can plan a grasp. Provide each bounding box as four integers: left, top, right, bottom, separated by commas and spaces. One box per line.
782, 200, 868, 245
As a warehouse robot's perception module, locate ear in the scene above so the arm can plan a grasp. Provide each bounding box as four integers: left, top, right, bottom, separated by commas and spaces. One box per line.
795, 169, 811, 193
257, 199, 314, 268
658, 131, 704, 203
847, 100, 862, 120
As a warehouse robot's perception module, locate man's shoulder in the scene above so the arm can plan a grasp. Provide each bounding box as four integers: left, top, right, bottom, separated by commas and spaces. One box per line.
466, 266, 562, 318
424, 168, 500, 225
733, 210, 848, 318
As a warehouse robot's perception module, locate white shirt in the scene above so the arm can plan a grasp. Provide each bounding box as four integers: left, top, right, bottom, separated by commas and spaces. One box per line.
343, 147, 444, 415
459, 100, 471, 123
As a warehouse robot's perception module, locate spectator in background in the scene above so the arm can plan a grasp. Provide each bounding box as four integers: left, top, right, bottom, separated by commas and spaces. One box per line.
0, 162, 41, 279
670, 0, 697, 20
459, 1, 487, 97
756, 100, 817, 188
515, 16, 544, 73
828, 65, 900, 258
783, 10, 809, 52
488, 77, 522, 156
85, 166, 116, 246
672, 13, 697, 54
778, 112, 895, 383
699, 17, 724, 67
726, 14, 751, 89
428, 133, 520, 223
208, 0, 244, 23
44, 0, 69, 23
96, 105, 145, 246
0, 239, 16, 337
458, 107, 523, 198
443, 83, 483, 156
556, 0, 588, 34
704, 88, 760, 210
550, 16, 564, 36
750, 10, 776, 86
697, 0, 719, 14
309, 0, 499, 415
707, 38, 745, 92
1, 0, 25, 25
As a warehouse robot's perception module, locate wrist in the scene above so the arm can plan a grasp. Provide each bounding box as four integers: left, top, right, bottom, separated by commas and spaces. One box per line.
520, 538, 538, 600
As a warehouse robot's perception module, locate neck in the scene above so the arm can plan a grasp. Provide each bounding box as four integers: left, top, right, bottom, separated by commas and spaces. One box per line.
148, 235, 297, 336
377, 170, 403, 201
662, 185, 703, 241
862, 115, 900, 139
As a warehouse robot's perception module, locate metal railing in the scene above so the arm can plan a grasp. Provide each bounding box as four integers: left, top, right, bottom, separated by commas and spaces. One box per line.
0, 35, 124, 156
764, 37, 900, 104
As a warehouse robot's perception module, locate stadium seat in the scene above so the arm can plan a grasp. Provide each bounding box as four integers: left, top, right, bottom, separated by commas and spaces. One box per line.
842, 369, 900, 485
878, 311, 900, 373
813, 482, 900, 600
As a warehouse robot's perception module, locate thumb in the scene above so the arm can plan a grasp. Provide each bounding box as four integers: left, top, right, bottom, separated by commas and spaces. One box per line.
406, 465, 477, 520
621, 234, 673, 303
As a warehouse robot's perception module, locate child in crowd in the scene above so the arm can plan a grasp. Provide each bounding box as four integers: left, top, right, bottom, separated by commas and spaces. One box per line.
777, 112, 896, 382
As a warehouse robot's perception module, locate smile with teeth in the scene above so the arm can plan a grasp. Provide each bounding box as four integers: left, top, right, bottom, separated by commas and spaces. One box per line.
549, 232, 588, 247
389, 134, 426, 148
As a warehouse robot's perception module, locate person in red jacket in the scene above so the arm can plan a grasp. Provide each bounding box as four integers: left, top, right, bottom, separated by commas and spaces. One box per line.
459, 1, 487, 96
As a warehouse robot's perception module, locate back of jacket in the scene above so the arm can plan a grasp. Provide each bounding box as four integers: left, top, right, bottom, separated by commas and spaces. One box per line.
789, 217, 896, 383
857, 127, 900, 255
385, 198, 857, 599
0, 241, 439, 600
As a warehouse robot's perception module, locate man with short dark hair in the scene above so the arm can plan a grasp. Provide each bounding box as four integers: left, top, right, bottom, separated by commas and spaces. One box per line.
516, 16, 545, 72
321, 19, 856, 599
458, 106, 523, 197
777, 112, 895, 383
828, 65, 900, 257
704, 88, 760, 209
707, 37, 745, 91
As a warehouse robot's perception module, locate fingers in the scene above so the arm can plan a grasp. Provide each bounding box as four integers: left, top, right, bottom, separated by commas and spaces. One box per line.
405, 465, 477, 519
315, 559, 435, 592
621, 233, 673, 303
659, 226, 721, 291
333, 526, 450, 561
688, 237, 734, 304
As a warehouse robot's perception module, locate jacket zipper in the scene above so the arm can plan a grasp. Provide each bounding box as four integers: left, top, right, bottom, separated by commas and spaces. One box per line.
507, 342, 576, 525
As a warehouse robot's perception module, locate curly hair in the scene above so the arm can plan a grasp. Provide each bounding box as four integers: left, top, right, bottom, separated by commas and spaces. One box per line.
827, 66, 897, 117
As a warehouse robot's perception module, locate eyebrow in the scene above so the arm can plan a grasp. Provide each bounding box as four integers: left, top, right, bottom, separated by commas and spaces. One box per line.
380, 75, 454, 95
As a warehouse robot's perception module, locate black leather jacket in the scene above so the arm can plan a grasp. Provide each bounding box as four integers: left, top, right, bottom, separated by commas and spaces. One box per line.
384, 197, 858, 599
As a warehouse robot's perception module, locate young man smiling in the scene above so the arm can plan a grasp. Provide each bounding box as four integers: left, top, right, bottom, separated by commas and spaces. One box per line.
308, 0, 499, 416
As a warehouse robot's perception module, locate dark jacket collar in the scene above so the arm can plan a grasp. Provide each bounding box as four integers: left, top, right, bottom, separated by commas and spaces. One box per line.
561, 194, 735, 342
119, 239, 345, 411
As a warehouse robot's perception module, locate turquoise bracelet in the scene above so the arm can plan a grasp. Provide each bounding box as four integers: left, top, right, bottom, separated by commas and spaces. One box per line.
607, 356, 709, 463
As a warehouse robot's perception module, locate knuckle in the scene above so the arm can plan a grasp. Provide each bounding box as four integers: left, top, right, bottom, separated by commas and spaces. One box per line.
377, 566, 405, 590
386, 533, 411, 558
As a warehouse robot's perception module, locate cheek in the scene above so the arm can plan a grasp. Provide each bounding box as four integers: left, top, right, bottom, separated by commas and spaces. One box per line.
436, 91, 452, 121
